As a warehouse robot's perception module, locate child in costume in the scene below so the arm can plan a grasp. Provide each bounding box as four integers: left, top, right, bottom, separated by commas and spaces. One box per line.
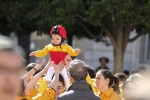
29, 25, 80, 88
29, 25, 80, 63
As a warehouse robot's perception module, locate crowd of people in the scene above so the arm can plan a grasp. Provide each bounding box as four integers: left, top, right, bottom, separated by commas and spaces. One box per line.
0, 35, 150, 100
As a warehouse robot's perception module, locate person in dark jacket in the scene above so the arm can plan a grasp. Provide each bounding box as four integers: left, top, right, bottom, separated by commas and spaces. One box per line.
57, 59, 101, 100
95, 57, 109, 73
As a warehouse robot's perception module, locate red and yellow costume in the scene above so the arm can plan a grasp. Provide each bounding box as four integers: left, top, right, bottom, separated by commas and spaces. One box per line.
34, 25, 79, 64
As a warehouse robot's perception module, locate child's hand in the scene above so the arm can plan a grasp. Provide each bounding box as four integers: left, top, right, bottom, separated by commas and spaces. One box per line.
29, 51, 36, 56
75, 48, 81, 53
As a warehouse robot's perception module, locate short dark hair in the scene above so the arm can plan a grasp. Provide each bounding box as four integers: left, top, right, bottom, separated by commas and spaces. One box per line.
99, 57, 109, 63
123, 70, 130, 76
69, 59, 87, 81
85, 65, 96, 78
114, 73, 127, 82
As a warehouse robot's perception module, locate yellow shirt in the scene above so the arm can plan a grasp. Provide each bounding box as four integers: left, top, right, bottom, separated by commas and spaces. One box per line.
29, 87, 39, 97
35, 44, 79, 57
99, 88, 121, 100
17, 88, 55, 100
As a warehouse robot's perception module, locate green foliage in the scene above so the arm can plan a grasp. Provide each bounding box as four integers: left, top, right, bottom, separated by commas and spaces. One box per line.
0, 0, 150, 39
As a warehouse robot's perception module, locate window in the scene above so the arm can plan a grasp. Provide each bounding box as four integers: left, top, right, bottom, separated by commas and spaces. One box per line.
140, 34, 150, 63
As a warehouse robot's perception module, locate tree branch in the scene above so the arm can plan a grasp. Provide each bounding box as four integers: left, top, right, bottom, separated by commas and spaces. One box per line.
131, 16, 150, 27
102, 27, 117, 49
79, 22, 103, 39
128, 32, 143, 42
122, 25, 132, 54
75, 12, 84, 20
130, 22, 141, 27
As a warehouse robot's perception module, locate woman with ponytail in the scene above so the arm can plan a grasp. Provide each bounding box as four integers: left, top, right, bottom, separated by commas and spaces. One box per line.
95, 69, 121, 100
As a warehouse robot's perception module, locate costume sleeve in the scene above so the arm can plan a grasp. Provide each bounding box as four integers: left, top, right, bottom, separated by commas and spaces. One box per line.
86, 74, 96, 93
66, 44, 79, 56
35, 45, 50, 57
30, 88, 55, 100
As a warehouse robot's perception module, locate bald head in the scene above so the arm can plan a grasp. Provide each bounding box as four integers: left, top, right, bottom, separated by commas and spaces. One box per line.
69, 59, 87, 81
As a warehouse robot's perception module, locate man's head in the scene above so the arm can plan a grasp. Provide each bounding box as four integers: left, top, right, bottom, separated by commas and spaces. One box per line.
0, 35, 23, 100
69, 59, 87, 82
114, 73, 127, 85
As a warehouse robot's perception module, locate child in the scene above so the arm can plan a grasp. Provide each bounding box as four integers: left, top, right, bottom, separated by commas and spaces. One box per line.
29, 25, 80, 88
29, 25, 80, 64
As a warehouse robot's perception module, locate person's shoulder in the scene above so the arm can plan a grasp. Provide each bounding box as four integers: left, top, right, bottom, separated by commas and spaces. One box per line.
89, 91, 101, 100
47, 44, 53, 47
57, 90, 74, 99
61, 43, 69, 47
111, 91, 121, 100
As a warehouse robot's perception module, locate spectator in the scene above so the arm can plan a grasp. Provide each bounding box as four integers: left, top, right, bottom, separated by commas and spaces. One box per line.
95, 57, 109, 73
122, 79, 137, 100
53, 74, 65, 98
19, 61, 65, 100
57, 59, 101, 100
95, 69, 121, 100
114, 73, 127, 86
114, 73, 127, 97
85, 65, 96, 78
0, 36, 25, 100
123, 70, 130, 77
122, 73, 149, 100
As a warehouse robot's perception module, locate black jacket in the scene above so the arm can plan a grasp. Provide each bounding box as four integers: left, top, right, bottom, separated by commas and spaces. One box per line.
57, 81, 101, 100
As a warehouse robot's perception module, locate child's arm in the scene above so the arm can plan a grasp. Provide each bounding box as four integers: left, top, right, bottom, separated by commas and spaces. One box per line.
66, 44, 81, 56
29, 45, 50, 57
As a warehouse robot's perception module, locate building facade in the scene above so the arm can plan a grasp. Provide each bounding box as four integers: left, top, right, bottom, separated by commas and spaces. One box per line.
30, 31, 150, 72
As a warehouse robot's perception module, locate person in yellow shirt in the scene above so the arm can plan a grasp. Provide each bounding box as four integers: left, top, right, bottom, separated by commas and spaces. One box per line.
95, 69, 121, 100
114, 73, 127, 98
29, 25, 80, 65
18, 60, 65, 100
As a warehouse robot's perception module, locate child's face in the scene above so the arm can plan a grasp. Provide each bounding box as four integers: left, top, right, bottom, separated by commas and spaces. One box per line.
51, 34, 62, 45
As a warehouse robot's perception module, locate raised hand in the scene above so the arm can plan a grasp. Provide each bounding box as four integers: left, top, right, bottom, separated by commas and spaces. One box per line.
53, 61, 65, 74
75, 48, 81, 53
35, 59, 46, 71
29, 51, 36, 56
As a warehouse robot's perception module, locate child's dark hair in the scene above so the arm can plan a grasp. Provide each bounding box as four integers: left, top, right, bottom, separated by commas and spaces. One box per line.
97, 69, 120, 94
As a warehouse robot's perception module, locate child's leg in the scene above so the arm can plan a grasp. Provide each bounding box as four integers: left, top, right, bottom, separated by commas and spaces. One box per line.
61, 67, 70, 88
46, 67, 55, 84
